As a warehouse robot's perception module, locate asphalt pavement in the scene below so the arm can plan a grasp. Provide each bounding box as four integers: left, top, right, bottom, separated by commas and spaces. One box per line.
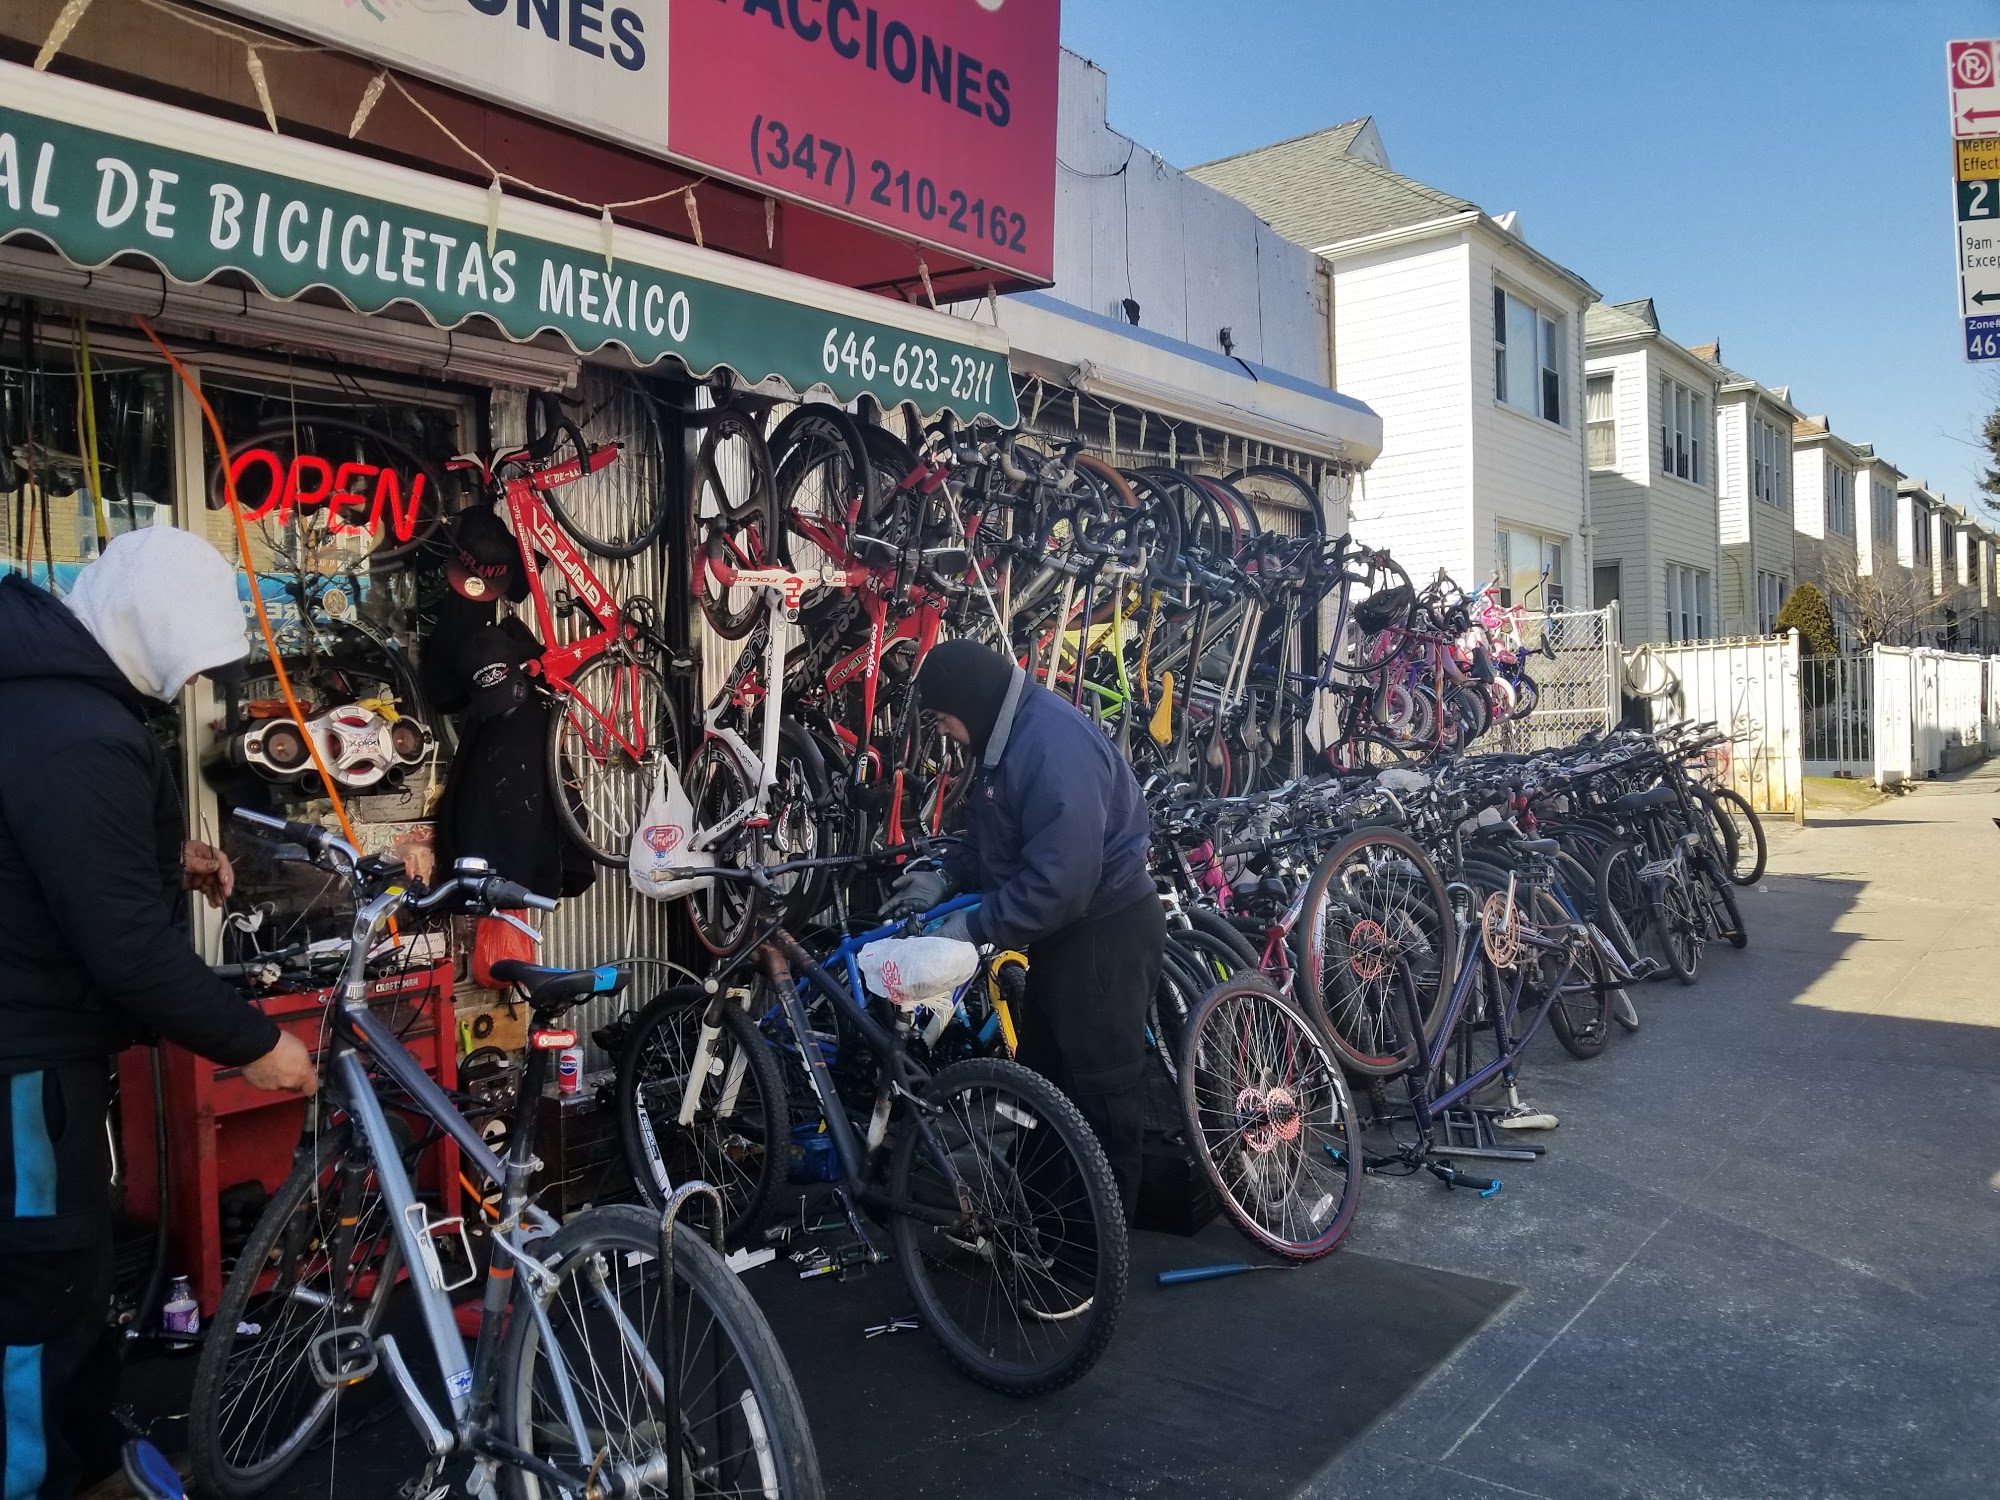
1303, 766, 2000, 1499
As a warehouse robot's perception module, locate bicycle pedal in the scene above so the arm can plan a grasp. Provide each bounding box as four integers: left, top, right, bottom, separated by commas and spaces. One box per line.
307, 1326, 379, 1390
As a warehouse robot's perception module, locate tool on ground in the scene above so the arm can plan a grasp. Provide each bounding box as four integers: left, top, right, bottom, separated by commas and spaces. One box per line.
1156, 1262, 1300, 1286
864, 1316, 920, 1339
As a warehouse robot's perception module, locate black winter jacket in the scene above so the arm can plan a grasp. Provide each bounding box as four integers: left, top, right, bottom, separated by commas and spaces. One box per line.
0, 577, 281, 1074
944, 669, 1153, 949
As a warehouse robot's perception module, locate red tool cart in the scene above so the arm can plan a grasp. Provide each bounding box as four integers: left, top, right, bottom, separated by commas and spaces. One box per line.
118, 961, 458, 1317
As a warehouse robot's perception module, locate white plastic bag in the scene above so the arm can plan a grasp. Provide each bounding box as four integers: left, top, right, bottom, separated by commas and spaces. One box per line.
628, 758, 714, 901
857, 936, 980, 1008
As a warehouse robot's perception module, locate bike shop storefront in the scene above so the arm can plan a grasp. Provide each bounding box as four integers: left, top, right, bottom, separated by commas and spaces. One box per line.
0, 62, 1017, 1313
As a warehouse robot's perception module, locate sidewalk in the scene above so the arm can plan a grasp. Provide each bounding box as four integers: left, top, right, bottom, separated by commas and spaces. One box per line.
1306, 764, 2000, 1499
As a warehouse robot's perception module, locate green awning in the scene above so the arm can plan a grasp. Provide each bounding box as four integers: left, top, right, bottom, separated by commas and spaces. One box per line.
0, 63, 1017, 423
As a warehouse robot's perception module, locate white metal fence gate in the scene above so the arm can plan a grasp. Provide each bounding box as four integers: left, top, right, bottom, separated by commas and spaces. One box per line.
1636, 633, 1804, 818
1499, 604, 1622, 751
1793, 644, 1999, 786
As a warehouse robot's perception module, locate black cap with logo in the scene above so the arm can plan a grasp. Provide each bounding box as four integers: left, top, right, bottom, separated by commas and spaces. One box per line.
445, 506, 529, 604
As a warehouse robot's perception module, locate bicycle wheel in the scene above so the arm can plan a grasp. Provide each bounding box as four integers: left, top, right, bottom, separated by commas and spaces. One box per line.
550, 655, 683, 867
1696, 851, 1748, 949
692, 406, 780, 640
1298, 828, 1454, 1076
539, 379, 673, 559
772, 404, 876, 585
499, 1204, 823, 1500
888, 1057, 1128, 1396
1533, 894, 1611, 1059
681, 739, 762, 955
1592, 841, 1654, 974
1149, 940, 1209, 1085
1656, 866, 1703, 984
1224, 464, 1326, 538
1182, 976, 1361, 1259
1703, 784, 1766, 885
1184, 907, 1265, 974
190, 1125, 403, 1500
617, 988, 787, 1248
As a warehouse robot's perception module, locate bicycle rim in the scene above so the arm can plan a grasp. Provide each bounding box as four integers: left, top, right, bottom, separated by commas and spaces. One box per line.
1183, 977, 1361, 1258
502, 1205, 823, 1500
550, 655, 681, 867
888, 1058, 1127, 1396
545, 377, 672, 558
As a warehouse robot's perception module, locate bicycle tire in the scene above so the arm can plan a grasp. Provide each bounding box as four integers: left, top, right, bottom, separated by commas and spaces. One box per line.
1533, 892, 1611, 1059
539, 379, 672, 559
888, 1057, 1128, 1396
1181, 975, 1361, 1259
1696, 850, 1748, 949
772, 404, 878, 584
1703, 784, 1766, 885
616, 988, 787, 1248
1298, 827, 1454, 1076
692, 405, 781, 640
499, 1203, 823, 1500
549, 654, 683, 867
1657, 867, 1703, 984
1224, 464, 1326, 538
1592, 841, 1654, 974
1183, 906, 1265, 975
189, 1124, 403, 1500
1149, 941, 1208, 1084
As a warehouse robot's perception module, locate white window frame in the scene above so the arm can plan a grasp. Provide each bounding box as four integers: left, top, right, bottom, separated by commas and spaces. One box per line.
1756, 570, 1788, 634
1586, 372, 1616, 469
1493, 286, 1564, 425
1659, 376, 1705, 484
1494, 523, 1567, 608
1914, 506, 1933, 565
1752, 417, 1787, 508
1825, 462, 1853, 537
1870, 478, 1895, 544
1664, 562, 1711, 643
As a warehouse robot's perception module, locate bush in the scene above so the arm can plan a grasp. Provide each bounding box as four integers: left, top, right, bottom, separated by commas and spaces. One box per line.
1775, 582, 1839, 656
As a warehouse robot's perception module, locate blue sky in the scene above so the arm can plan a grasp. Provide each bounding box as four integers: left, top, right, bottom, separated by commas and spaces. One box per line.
1061, 0, 2000, 514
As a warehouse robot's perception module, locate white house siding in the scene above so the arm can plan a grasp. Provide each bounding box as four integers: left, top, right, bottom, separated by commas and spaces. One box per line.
1645, 345, 1723, 644
1585, 348, 1650, 641
1333, 236, 1475, 580
1791, 445, 1827, 542
1051, 52, 1324, 381
1716, 400, 1750, 548
1467, 233, 1590, 596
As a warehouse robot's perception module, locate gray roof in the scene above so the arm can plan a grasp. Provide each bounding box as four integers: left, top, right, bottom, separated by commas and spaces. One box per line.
1187, 122, 1478, 247
1584, 299, 1658, 341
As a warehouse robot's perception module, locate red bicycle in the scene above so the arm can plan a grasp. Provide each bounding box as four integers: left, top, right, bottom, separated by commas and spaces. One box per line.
449, 418, 682, 866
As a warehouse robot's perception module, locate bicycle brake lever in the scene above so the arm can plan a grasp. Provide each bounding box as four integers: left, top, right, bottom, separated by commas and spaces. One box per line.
492, 911, 544, 945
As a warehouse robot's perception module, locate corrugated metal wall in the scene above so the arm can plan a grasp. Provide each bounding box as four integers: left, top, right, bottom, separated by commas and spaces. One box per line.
492, 376, 682, 1065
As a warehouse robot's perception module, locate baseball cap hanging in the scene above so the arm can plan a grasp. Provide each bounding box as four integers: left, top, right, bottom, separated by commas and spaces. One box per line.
445, 506, 529, 603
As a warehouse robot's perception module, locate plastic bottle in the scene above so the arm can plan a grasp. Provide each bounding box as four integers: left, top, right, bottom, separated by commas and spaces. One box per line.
162, 1276, 201, 1339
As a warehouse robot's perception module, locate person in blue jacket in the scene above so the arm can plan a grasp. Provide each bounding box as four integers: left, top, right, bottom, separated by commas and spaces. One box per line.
887, 639, 1166, 1217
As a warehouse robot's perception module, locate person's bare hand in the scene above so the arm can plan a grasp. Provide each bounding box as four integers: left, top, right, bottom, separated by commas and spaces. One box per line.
183, 840, 235, 909
241, 1032, 318, 1096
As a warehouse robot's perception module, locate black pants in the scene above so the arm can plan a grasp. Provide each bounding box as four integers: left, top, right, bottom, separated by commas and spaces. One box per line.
1020, 892, 1167, 1220
0, 1061, 121, 1500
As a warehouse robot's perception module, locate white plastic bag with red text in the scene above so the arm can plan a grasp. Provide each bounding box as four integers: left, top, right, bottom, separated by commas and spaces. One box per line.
628, 758, 713, 901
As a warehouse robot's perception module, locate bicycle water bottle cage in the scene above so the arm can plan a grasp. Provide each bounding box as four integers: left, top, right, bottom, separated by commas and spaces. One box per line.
308, 1327, 379, 1390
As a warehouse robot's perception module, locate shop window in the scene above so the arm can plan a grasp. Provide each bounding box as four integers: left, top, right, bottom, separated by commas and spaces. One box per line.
0, 326, 177, 587
196, 371, 471, 954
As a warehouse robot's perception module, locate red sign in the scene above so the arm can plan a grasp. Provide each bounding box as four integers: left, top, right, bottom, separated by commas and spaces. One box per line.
667, 0, 1059, 282
229, 447, 430, 543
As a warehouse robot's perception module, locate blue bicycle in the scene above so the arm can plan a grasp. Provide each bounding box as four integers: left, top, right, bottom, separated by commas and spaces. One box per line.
613, 853, 1129, 1396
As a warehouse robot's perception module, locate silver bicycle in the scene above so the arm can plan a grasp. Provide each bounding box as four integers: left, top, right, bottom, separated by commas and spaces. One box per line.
189, 810, 821, 1500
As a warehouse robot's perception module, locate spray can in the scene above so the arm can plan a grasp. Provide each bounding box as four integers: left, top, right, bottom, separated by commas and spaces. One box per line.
162, 1276, 200, 1339
557, 1046, 583, 1096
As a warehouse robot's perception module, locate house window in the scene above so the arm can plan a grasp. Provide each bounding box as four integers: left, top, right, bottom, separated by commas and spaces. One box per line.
1871, 479, 1895, 543
1665, 563, 1711, 642
1824, 463, 1853, 536
1586, 374, 1616, 468
1756, 570, 1788, 634
1494, 287, 1563, 423
1659, 377, 1705, 484
1914, 507, 1932, 565
1752, 417, 1787, 507
1495, 524, 1566, 608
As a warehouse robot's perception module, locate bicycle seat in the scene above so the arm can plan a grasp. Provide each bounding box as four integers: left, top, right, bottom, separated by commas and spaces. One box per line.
487, 960, 627, 1013
1510, 837, 1562, 856
1611, 786, 1676, 814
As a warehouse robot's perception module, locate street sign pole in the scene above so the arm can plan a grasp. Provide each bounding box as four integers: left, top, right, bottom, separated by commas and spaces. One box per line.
1950, 39, 2000, 361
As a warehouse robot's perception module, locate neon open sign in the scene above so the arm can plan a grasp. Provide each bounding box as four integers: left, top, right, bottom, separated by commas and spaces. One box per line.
209, 417, 448, 564
228, 447, 429, 541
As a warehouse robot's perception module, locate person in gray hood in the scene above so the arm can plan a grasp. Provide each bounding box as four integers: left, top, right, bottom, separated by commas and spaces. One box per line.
0, 527, 316, 1499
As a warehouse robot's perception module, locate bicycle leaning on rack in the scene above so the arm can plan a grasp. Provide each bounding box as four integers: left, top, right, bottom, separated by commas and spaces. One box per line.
189, 809, 821, 1500
614, 852, 1129, 1397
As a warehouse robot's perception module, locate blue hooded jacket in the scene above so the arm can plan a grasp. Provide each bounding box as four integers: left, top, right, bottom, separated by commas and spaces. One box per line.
941, 662, 1153, 949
